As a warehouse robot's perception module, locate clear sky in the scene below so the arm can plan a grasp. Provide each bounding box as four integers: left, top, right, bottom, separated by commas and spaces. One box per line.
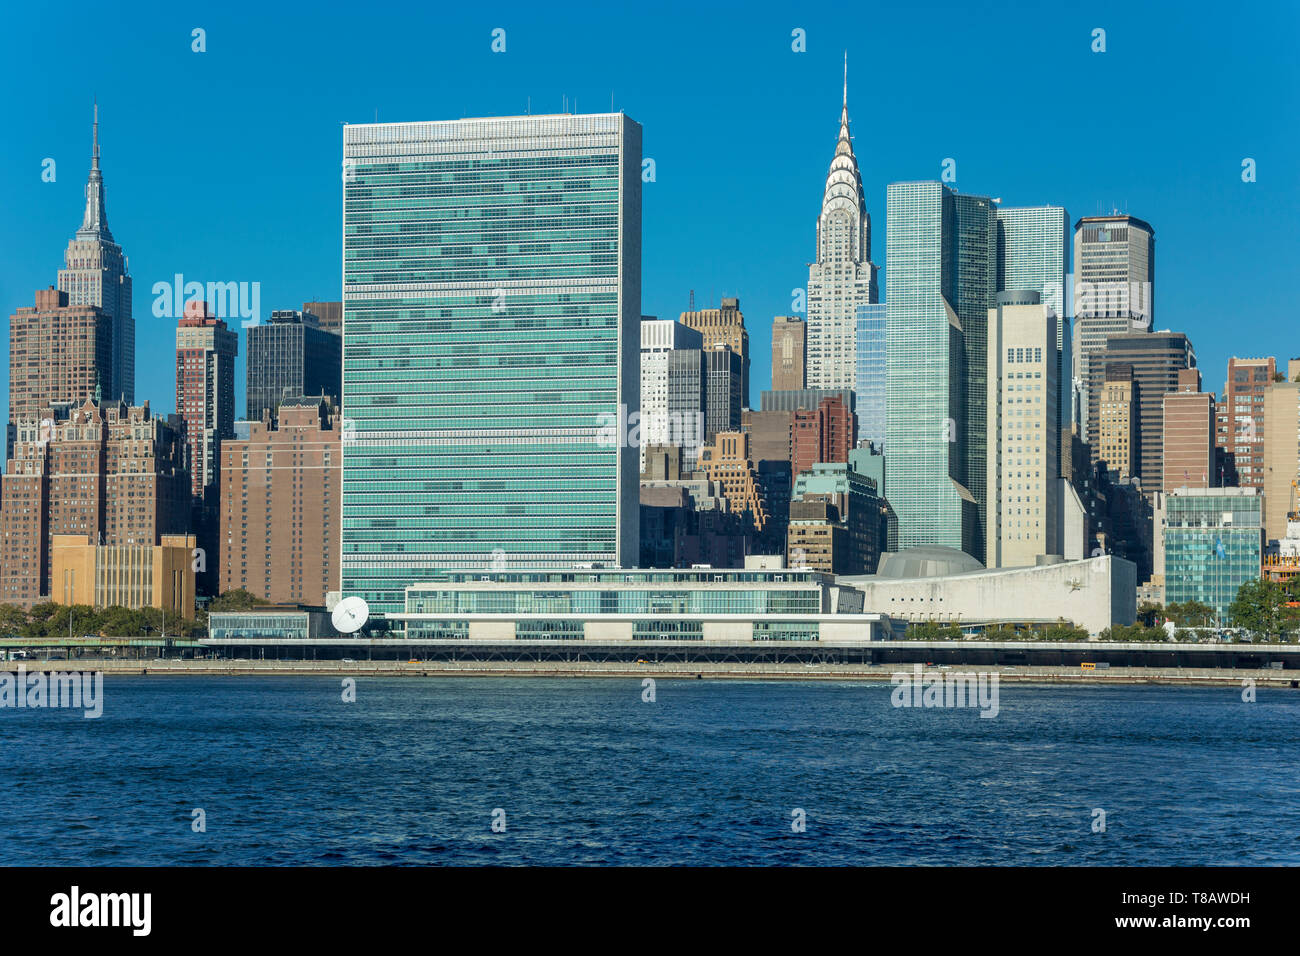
1, 0, 1296, 425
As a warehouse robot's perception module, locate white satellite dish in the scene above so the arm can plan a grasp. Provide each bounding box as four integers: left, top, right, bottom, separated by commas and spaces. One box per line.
331, 596, 370, 634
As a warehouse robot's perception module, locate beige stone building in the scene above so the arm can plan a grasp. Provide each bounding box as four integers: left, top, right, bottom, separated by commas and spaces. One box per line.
984, 295, 1061, 569
1097, 366, 1137, 480
51, 533, 196, 619
1262, 381, 1300, 544
699, 431, 768, 532
770, 316, 805, 391
680, 298, 749, 403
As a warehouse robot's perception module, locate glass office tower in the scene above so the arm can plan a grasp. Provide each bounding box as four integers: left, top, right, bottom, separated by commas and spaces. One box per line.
854, 303, 887, 449
884, 182, 996, 560
996, 206, 1069, 322
341, 114, 642, 614
996, 205, 1072, 453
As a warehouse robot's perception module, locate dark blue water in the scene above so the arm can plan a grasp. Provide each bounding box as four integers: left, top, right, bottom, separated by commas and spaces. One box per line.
1, 677, 1296, 865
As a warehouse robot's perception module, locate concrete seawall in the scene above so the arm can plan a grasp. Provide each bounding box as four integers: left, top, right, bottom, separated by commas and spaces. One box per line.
5, 659, 1298, 687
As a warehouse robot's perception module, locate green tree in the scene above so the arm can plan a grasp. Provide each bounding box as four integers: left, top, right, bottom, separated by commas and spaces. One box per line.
1163, 600, 1216, 628
1228, 578, 1300, 641
99, 606, 151, 637
1043, 620, 1089, 642
23, 603, 61, 638
1136, 602, 1164, 627
0, 603, 28, 638
207, 589, 271, 612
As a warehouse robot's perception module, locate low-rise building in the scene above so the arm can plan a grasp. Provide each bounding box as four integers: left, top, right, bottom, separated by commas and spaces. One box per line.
837, 548, 1136, 636
1163, 486, 1262, 622
394, 567, 897, 643
208, 606, 339, 641
51, 532, 196, 618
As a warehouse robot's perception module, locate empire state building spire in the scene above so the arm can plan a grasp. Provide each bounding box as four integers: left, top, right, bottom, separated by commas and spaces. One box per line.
60, 100, 133, 403
77, 101, 112, 241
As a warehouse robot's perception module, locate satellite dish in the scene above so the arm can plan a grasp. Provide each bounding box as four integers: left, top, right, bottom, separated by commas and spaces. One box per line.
332, 596, 370, 634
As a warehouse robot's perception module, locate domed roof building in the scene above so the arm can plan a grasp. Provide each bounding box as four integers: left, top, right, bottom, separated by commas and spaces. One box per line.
875, 547, 985, 579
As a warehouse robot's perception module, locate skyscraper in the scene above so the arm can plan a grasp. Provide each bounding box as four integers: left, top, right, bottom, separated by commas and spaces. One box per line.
996, 206, 1069, 322
770, 316, 806, 392
680, 298, 749, 404
1097, 364, 1138, 481
704, 344, 743, 444
1162, 368, 1215, 493
984, 291, 1061, 568
7, 287, 113, 434
639, 318, 702, 472
1262, 380, 1300, 544
219, 398, 341, 605
57, 104, 134, 404
1072, 214, 1155, 436
341, 114, 641, 614
1086, 331, 1195, 492
302, 301, 343, 334
854, 303, 887, 449
806, 61, 879, 391
791, 394, 856, 481
667, 347, 707, 472
885, 182, 996, 560
996, 205, 1071, 457
1215, 356, 1275, 489
175, 301, 238, 500
246, 309, 342, 420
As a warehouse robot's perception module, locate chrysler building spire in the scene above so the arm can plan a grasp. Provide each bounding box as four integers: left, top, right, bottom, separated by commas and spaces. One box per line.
805, 61, 879, 391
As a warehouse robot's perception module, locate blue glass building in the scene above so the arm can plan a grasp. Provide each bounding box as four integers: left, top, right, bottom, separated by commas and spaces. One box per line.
341, 115, 642, 614
854, 303, 887, 449
1163, 488, 1262, 623
884, 182, 996, 560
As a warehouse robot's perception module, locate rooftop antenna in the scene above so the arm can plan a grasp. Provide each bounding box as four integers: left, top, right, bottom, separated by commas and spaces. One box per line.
527, 96, 531, 115
689, 289, 695, 309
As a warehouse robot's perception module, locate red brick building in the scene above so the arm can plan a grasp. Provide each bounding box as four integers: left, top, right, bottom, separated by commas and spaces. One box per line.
791, 395, 856, 481
218, 399, 341, 605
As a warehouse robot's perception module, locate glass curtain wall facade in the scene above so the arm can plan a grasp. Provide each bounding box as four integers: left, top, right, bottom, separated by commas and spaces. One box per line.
885, 182, 995, 559
854, 303, 887, 449
1163, 489, 1262, 622
341, 114, 642, 614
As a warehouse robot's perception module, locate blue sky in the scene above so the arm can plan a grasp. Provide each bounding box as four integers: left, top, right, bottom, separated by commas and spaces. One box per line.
1, 0, 1296, 424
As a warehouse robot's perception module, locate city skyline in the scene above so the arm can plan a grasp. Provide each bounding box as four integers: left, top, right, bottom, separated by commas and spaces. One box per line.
1, 1, 1296, 428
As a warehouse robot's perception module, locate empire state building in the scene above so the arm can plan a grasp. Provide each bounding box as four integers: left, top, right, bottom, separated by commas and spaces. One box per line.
57, 104, 134, 403
806, 58, 878, 391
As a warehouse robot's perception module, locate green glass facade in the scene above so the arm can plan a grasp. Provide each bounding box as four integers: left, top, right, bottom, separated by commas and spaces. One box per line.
1163, 490, 1262, 622
341, 115, 642, 614
405, 569, 827, 617
885, 182, 995, 559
